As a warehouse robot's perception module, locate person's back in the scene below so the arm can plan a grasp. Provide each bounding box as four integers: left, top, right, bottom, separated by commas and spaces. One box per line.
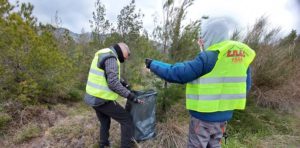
145, 17, 256, 148
189, 17, 245, 123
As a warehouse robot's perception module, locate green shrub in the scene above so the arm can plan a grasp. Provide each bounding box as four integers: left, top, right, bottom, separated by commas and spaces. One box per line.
0, 113, 12, 130
67, 88, 84, 102
17, 79, 40, 104
154, 82, 185, 118
13, 123, 41, 143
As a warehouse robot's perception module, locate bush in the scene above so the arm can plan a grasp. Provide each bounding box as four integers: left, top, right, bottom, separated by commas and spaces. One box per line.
16, 79, 40, 105
13, 123, 41, 143
67, 88, 84, 102
0, 1, 80, 105
243, 17, 300, 110
154, 82, 185, 118
0, 113, 12, 131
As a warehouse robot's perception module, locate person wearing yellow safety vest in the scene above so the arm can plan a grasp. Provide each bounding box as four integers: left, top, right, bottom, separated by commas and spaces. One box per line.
145, 17, 256, 148
84, 43, 143, 148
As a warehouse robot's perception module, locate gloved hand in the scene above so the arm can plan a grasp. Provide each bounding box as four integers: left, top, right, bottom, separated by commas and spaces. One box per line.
127, 92, 144, 104
145, 58, 153, 69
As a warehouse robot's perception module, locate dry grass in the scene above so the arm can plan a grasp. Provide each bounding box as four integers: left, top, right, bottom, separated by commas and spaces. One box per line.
13, 123, 41, 144
258, 135, 300, 148
136, 100, 189, 148
12, 101, 188, 148
0, 103, 92, 147
139, 119, 189, 148
44, 114, 99, 148
244, 17, 300, 111
44, 101, 190, 148
0, 100, 299, 148
251, 63, 300, 112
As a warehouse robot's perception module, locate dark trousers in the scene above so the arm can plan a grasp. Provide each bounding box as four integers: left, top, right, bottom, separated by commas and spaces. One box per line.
93, 101, 134, 148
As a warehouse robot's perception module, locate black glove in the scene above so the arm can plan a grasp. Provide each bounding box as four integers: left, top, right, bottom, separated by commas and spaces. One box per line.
145, 58, 153, 69
127, 92, 143, 104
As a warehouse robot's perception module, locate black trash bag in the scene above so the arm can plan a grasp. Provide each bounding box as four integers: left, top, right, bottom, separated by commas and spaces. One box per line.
126, 90, 157, 142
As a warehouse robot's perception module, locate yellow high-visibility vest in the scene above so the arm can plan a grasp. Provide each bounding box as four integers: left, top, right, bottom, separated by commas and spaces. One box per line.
186, 40, 256, 112
86, 48, 120, 100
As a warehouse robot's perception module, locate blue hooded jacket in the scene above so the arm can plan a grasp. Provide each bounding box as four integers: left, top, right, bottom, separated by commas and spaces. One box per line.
149, 17, 252, 122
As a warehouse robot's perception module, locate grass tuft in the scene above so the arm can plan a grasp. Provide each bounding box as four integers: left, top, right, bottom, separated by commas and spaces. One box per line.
13, 123, 41, 143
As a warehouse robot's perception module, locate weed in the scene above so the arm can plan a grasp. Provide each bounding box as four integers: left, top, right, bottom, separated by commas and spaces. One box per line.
13, 123, 41, 143
224, 103, 296, 147
0, 113, 12, 133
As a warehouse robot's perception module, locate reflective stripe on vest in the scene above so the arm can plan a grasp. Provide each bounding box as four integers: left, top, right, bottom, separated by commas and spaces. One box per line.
86, 48, 120, 100
87, 81, 111, 92
190, 77, 246, 84
89, 69, 104, 76
186, 94, 246, 100
186, 40, 256, 112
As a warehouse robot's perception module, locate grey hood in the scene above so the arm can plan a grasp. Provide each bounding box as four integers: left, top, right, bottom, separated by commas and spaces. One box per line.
201, 17, 237, 49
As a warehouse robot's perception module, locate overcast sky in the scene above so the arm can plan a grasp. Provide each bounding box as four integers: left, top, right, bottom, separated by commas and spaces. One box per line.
9, 0, 300, 35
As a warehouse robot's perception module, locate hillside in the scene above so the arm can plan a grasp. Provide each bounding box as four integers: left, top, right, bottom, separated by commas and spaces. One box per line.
1, 0, 300, 148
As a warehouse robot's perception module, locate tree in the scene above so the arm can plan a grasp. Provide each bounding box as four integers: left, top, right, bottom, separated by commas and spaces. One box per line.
151, 0, 199, 112
117, 0, 144, 75
117, 0, 143, 44
89, 0, 111, 46
0, 0, 78, 104
0, 0, 13, 19
170, 0, 200, 60
19, 2, 37, 26
76, 28, 92, 84
52, 10, 62, 28
152, 0, 199, 60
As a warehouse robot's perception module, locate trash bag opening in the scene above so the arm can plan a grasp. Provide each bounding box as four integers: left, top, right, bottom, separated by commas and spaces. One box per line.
133, 89, 157, 99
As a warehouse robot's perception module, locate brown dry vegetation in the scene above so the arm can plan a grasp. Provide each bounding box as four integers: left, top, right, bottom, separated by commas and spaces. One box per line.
1, 99, 299, 148
0, 101, 191, 148
243, 17, 300, 112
